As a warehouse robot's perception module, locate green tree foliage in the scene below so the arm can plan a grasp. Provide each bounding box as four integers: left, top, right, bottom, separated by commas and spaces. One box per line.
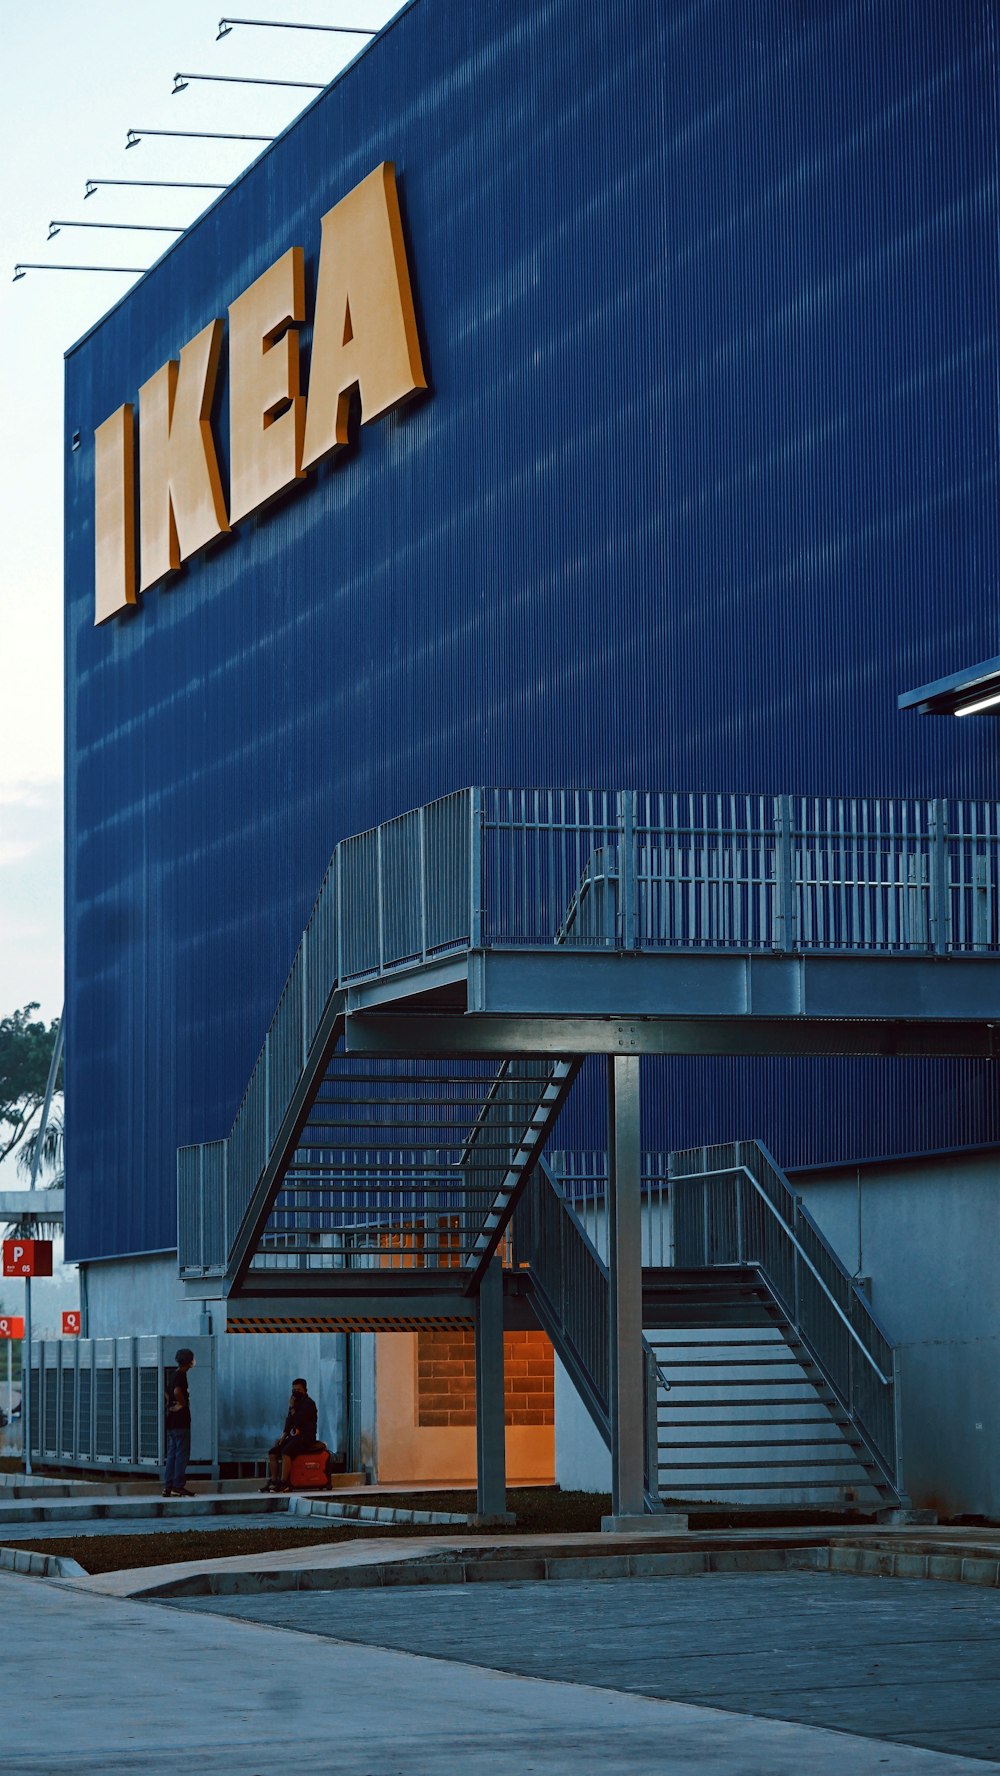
0, 1005, 62, 1166
16, 1105, 64, 1189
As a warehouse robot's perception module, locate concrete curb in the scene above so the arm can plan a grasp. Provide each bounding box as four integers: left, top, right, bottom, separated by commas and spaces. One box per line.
288, 1497, 470, 1527
829, 1541, 1000, 1588
0, 1544, 87, 1580
142, 1543, 830, 1598
137, 1536, 1000, 1601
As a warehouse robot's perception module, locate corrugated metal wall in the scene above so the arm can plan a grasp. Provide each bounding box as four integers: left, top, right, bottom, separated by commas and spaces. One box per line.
64, 0, 1000, 1261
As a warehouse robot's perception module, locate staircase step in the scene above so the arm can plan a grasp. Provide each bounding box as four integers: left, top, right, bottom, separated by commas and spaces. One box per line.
646, 1336, 788, 1348
659, 1395, 843, 1409
657, 1415, 849, 1428
660, 1437, 862, 1451
659, 1478, 881, 1491
658, 1456, 868, 1471
650, 1356, 815, 1369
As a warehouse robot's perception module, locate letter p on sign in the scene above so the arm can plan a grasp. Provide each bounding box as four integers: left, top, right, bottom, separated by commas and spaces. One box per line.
2, 1240, 53, 1277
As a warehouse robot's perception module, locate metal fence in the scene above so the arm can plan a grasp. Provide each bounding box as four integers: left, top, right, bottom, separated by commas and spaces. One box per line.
178, 787, 1000, 1278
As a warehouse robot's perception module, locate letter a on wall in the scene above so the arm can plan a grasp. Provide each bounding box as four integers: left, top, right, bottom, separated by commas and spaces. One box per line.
302, 162, 426, 469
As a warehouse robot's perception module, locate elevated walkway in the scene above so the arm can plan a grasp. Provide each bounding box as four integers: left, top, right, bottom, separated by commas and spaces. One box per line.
176, 786, 1000, 1519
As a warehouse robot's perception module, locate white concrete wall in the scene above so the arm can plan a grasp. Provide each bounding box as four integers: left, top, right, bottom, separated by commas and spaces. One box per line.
795, 1148, 1000, 1517
553, 1355, 610, 1492
80, 1253, 347, 1464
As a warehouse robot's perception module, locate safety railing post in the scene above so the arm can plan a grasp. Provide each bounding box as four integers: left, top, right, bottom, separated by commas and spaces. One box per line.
619, 791, 636, 951
469, 788, 483, 949
644, 1345, 659, 1502
376, 823, 385, 974
418, 804, 428, 963
335, 844, 343, 986
735, 1171, 744, 1265
792, 1195, 801, 1326
774, 795, 795, 951
891, 1345, 905, 1497
301, 927, 309, 1066
930, 798, 949, 955
264, 1032, 271, 1159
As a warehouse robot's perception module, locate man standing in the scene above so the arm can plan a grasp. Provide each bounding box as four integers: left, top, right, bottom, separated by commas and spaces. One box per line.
162, 1347, 196, 1498
262, 1377, 320, 1492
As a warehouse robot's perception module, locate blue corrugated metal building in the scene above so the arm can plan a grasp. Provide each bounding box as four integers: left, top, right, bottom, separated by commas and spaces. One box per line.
65, 0, 1000, 1270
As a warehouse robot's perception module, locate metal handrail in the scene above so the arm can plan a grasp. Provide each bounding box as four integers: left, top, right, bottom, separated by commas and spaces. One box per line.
669, 1165, 891, 1385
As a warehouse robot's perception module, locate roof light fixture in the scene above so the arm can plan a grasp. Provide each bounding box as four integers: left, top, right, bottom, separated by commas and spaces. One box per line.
127, 127, 274, 149
48, 220, 186, 240
85, 179, 229, 199
173, 71, 324, 93
13, 263, 147, 283
217, 16, 376, 40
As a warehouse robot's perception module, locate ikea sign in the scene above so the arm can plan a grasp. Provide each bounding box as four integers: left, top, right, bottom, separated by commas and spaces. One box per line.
93, 162, 426, 625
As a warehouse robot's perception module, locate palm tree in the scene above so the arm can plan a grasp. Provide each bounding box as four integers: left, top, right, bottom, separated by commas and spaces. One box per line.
16, 1105, 63, 1189
11, 1103, 64, 1236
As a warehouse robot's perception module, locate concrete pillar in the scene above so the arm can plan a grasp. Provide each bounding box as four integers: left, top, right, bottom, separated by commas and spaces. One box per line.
474, 1258, 512, 1524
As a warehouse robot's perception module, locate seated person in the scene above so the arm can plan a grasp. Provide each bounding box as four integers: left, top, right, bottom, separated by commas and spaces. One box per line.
262, 1377, 322, 1492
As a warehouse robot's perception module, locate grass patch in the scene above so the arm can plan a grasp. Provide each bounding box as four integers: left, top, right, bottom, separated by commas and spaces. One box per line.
15, 1522, 450, 1575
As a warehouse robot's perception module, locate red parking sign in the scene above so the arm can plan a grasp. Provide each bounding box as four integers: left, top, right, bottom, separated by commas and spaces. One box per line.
2, 1240, 53, 1278
62, 1311, 81, 1336
0, 1317, 25, 1339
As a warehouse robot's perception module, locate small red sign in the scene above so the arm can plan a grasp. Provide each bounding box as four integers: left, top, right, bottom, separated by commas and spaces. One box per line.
0, 1317, 25, 1339
2, 1240, 53, 1278
62, 1311, 81, 1336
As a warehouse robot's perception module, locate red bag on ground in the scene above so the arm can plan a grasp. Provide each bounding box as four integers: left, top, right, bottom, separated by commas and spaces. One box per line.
288, 1446, 330, 1490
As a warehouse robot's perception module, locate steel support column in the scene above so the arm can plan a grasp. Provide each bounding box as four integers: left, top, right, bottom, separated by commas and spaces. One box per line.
607, 1055, 645, 1518
474, 1258, 510, 1522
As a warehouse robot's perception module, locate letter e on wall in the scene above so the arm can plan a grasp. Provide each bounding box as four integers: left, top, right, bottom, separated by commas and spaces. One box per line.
229, 246, 307, 524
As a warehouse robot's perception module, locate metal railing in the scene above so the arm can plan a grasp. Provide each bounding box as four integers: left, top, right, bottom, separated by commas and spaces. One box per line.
669, 1140, 899, 1493
179, 785, 1000, 1278
511, 1160, 664, 1505
511, 1159, 611, 1423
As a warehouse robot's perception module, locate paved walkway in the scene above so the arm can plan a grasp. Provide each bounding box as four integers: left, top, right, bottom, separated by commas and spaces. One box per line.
180, 1568, 1000, 1763
3, 1568, 998, 1775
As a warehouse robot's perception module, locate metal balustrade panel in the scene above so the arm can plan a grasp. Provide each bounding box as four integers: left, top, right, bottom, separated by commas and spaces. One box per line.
305, 859, 339, 1036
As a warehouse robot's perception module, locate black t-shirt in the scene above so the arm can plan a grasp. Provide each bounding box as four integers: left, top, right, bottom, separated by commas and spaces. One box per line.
282, 1393, 317, 1445
166, 1367, 191, 1431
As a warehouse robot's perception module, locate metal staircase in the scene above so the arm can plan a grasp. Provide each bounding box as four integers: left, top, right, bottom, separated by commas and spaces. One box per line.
513, 1148, 904, 1510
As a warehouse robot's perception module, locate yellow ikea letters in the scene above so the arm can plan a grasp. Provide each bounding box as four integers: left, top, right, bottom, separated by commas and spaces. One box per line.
93, 162, 425, 626
228, 246, 306, 525
138, 319, 230, 593
93, 405, 136, 624
302, 163, 427, 469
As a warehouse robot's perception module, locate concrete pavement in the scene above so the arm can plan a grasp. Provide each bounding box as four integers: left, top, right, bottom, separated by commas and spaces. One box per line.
3, 1567, 999, 1776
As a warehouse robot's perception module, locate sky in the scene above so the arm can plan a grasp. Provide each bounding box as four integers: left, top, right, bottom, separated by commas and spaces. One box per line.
0, 0, 399, 1271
